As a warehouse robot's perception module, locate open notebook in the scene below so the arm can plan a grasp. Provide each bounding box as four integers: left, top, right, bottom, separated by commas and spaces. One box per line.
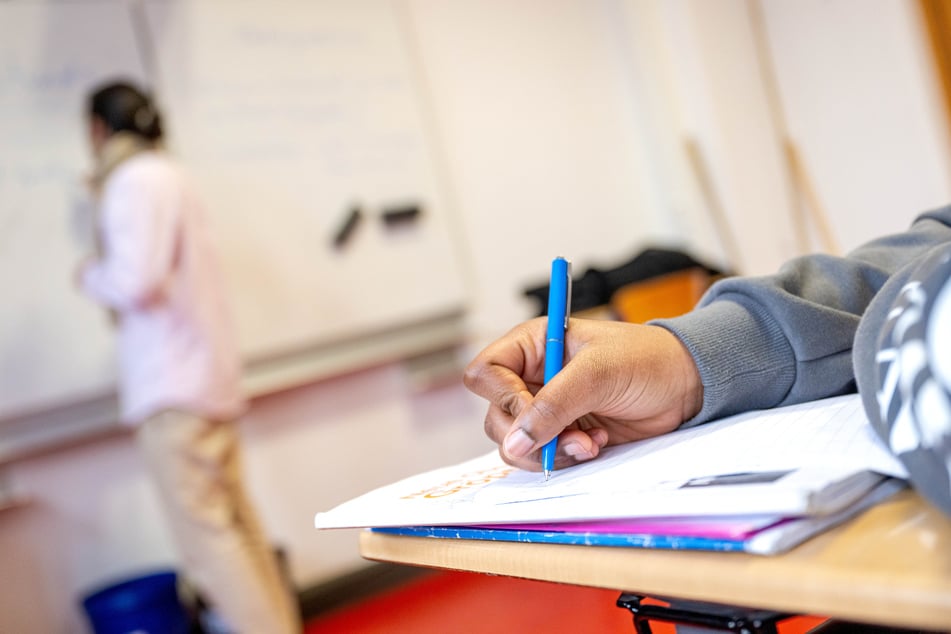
315, 395, 908, 552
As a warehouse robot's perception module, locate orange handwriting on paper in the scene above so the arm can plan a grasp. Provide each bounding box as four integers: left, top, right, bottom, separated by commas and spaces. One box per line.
400, 465, 515, 500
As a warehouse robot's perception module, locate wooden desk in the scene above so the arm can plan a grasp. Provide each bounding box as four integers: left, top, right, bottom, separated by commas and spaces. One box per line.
360, 490, 951, 631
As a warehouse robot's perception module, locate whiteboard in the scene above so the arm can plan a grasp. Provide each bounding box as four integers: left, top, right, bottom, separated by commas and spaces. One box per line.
0, 1, 147, 419
0, 0, 468, 452
142, 0, 467, 361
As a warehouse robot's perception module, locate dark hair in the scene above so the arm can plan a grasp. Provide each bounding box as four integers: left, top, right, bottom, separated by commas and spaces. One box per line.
88, 81, 163, 141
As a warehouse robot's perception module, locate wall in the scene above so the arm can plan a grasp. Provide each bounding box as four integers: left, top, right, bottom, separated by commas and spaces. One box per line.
1, 1, 950, 632
618, 0, 951, 274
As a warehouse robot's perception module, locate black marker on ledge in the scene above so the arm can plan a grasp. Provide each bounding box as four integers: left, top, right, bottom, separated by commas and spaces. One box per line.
381, 203, 422, 229
332, 205, 364, 249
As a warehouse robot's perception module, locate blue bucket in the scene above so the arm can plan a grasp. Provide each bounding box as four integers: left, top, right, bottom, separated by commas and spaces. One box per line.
81, 569, 191, 634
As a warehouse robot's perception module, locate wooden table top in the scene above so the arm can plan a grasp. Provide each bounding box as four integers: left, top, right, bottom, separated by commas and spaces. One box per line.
360, 490, 951, 630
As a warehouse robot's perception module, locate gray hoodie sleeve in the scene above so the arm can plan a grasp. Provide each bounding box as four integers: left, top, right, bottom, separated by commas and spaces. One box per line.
653, 206, 951, 427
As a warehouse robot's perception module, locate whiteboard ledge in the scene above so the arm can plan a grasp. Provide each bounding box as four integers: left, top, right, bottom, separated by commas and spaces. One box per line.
0, 309, 468, 464
242, 308, 469, 397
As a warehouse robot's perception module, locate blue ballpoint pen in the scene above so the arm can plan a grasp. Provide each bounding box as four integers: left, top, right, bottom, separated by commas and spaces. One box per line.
541, 256, 571, 481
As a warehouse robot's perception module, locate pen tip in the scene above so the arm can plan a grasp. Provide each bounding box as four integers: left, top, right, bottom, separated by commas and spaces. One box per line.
544, 470, 551, 482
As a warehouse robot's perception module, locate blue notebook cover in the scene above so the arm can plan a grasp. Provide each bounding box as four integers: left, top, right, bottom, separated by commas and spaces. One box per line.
371, 525, 749, 551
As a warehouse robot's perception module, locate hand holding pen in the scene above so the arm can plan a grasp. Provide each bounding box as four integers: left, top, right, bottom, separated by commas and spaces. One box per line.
463, 307, 704, 474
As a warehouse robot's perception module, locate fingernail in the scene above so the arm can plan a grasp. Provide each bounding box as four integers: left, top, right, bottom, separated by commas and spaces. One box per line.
503, 428, 535, 458
563, 442, 588, 458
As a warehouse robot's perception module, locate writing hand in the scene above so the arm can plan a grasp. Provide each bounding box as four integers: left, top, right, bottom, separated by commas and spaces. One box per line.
464, 318, 703, 472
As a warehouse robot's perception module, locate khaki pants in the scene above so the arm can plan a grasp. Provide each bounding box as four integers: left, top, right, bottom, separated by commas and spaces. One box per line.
138, 411, 301, 634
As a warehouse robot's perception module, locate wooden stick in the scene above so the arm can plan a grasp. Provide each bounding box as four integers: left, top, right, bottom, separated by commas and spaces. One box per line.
746, 0, 809, 255
684, 137, 744, 273
784, 140, 841, 255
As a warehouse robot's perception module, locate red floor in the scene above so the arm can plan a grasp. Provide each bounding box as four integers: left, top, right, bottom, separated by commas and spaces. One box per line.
305, 570, 827, 634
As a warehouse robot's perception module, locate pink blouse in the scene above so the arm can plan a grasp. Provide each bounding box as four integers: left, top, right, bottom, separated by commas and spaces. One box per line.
81, 152, 247, 424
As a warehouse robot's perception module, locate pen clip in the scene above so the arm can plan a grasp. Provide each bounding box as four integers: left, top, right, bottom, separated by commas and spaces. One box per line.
564, 260, 573, 330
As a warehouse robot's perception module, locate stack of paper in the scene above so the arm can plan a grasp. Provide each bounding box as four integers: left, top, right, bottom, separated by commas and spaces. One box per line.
314, 395, 909, 555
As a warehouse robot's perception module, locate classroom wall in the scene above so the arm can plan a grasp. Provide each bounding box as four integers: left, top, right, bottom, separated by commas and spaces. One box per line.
2, 1, 950, 632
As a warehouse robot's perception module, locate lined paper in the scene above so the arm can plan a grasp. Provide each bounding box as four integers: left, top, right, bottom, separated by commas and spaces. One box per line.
315, 395, 908, 529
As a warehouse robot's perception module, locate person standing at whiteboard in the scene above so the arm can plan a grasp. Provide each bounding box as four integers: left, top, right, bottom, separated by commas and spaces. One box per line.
76, 81, 301, 634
